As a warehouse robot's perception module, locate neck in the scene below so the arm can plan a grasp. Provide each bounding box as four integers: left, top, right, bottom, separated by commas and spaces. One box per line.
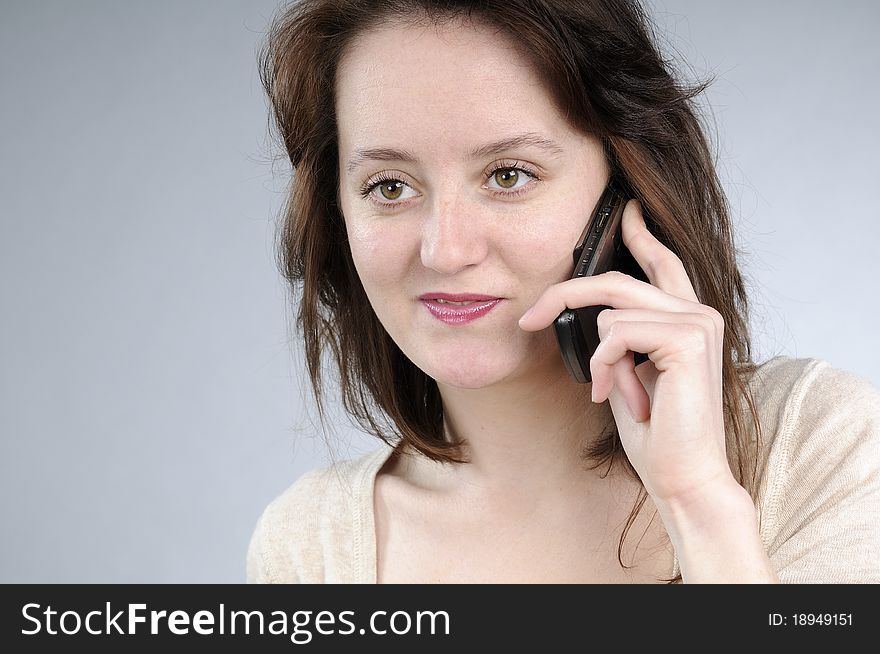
428, 352, 616, 497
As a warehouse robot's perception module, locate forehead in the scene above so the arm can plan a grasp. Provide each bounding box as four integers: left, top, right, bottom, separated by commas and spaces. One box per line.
334, 18, 570, 156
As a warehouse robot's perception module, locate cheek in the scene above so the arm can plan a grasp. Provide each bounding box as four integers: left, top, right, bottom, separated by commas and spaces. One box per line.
508, 206, 589, 285
346, 219, 417, 291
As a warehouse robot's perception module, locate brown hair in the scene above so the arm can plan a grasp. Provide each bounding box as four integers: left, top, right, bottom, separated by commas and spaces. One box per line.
260, 0, 764, 584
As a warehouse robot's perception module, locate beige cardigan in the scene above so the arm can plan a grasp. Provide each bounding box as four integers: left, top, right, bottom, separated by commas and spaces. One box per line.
246, 356, 880, 583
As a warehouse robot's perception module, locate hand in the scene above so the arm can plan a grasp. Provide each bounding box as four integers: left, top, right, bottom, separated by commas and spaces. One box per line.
518, 199, 735, 506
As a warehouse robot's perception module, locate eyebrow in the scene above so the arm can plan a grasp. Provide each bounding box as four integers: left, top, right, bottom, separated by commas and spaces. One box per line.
344, 132, 565, 175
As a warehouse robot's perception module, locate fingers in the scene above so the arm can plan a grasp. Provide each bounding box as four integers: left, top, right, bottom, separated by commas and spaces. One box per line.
588, 318, 717, 408
519, 273, 703, 331
597, 355, 651, 423
622, 200, 699, 303
519, 200, 705, 331
596, 308, 724, 359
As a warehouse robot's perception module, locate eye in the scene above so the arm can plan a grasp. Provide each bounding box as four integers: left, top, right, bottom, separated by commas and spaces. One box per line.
483, 161, 541, 196
359, 172, 418, 206
489, 168, 525, 189
376, 180, 404, 200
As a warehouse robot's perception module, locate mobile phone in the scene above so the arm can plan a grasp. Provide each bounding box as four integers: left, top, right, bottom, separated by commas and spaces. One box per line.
553, 179, 650, 384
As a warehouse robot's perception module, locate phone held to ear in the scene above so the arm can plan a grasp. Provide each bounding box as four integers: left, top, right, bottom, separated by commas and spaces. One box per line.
553, 179, 650, 384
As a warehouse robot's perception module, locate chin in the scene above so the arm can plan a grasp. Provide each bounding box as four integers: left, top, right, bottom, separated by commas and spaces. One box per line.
392, 325, 561, 389
417, 342, 548, 390
431, 364, 515, 390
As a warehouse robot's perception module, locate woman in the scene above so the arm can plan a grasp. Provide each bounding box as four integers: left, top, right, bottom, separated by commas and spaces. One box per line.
247, 0, 880, 583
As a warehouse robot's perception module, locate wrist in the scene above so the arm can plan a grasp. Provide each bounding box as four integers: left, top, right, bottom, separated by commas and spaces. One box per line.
653, 475, 753, 526
652, 477, 778, 583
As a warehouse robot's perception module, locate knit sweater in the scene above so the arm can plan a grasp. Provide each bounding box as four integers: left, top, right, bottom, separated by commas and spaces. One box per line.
246, 356, 880, 583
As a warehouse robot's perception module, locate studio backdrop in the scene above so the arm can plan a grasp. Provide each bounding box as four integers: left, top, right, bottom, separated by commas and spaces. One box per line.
1, 0, 877, 582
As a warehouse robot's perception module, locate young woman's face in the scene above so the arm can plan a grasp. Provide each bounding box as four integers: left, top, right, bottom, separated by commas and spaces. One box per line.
336, 19, 610, 389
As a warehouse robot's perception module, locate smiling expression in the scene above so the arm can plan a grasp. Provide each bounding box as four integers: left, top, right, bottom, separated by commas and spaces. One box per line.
335, 17, 610, 389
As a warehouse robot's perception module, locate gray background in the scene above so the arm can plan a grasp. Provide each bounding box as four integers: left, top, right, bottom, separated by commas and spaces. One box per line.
1, 1, 877, 582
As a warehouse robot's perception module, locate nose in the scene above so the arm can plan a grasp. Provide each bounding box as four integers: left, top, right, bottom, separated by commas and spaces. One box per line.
420, 196, 489, 275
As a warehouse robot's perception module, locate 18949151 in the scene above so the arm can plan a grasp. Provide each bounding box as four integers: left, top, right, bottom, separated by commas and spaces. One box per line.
769, 613, 853, 627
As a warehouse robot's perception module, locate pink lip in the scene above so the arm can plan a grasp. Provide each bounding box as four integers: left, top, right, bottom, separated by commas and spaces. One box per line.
418, 292, 501, 302
418, 293, 503, 326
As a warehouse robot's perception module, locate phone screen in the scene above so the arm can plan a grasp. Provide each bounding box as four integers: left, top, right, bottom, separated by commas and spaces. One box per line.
553, 180, 649, 383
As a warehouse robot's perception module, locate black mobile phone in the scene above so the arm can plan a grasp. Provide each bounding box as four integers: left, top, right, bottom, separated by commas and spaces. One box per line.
553, 179, 650, 384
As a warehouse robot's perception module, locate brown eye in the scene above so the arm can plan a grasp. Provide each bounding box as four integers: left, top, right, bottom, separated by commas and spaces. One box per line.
379, 181, 404, 200
494, 169, 519, 189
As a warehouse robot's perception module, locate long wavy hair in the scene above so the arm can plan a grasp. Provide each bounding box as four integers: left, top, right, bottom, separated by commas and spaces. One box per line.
260, 0, 764, 584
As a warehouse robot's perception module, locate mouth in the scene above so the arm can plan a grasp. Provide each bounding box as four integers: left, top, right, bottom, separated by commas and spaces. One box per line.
434, 298, 481, 306
418, 292, 502, 303
417, 293, 504, 325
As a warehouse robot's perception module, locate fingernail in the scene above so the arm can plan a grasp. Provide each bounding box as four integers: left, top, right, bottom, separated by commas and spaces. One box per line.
518, 306, 535, 325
